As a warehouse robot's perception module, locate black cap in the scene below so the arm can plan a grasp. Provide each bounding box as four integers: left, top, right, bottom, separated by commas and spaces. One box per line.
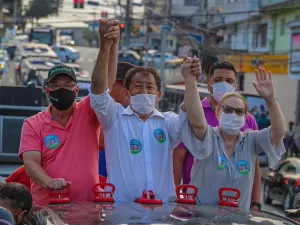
47, 64, 77, 83
117, 62, 135, 81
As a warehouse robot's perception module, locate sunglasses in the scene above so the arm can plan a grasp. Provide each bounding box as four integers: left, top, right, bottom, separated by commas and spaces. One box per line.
222, 105, 246, 116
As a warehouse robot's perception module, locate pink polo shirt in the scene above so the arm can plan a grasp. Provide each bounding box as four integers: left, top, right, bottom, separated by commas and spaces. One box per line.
179, 97, 258, 184
19, 96, 100, 206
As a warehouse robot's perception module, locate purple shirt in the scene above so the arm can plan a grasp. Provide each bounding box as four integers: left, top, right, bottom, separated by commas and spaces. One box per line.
178, 97, 258, 184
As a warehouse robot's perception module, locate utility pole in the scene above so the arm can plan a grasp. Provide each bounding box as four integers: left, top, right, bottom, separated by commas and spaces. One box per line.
144, 1, 150, 66
125, 0, 131, 48
13, 0, 17, 26
159, 0, 171, 96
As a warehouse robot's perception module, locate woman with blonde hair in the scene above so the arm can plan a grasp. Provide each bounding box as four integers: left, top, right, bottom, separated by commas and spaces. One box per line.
181, 59, 286, 209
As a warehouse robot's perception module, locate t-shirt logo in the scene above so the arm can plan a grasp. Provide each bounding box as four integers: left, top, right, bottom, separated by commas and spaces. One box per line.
130, 139, 142, 154
154, 128, 166, 143
44, 134, 60, 150
236, 160, 250, 175
218, 155, 227, 169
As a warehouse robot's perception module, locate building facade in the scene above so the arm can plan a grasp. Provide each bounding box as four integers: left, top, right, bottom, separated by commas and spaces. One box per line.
207, 0, 299, 123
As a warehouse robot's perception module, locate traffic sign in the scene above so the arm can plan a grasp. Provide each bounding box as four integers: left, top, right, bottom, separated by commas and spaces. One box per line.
87, 1, 99, 6
160, 25, 171, 31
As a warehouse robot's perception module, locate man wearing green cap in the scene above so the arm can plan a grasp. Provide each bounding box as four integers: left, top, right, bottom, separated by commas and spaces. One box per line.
18, 19, 120, 206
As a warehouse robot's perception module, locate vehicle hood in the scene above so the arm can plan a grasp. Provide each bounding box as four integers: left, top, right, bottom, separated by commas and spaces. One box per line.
30, 202, 299, 225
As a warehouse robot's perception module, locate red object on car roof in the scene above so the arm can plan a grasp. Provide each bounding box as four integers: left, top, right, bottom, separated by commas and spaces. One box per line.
135, 190, 163, 204
219, 188, 240, 208
93, 183, 115, 203
49, 186, 71, 204
176, 185, 198, 204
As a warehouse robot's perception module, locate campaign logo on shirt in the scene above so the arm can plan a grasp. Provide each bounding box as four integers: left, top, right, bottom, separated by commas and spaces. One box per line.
236, 160, 250, 175
44, 134, 60, 150
130, 139, 142, 154
154, 128, 166, 143
218, 155, 227, 169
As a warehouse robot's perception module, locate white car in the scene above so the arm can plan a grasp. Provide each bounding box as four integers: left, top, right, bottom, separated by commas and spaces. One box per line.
65, 63, 89, 78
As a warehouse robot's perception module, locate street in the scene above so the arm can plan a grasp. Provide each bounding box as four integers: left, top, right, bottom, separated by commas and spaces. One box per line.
0, 46, 286, 217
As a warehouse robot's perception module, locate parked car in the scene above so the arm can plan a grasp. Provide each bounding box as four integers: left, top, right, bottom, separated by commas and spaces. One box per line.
52, 45, 80, 62
258, 152, 268, 166
264, 157, 300, 210
151, 52, 178, 66
0, 55, 8, 75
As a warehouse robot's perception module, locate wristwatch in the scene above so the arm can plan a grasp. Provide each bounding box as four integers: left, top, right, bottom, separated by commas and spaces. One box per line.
250, 202, 262, 210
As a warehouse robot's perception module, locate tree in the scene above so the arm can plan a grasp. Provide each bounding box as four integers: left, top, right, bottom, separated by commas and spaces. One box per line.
26, 0, 63, 21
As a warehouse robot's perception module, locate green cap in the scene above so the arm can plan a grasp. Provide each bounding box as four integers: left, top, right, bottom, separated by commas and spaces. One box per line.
47, 64, 77, 83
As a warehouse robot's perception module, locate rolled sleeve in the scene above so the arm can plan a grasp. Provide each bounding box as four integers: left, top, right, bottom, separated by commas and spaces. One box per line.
89, 88, 120, 132
254, 127, 286, 169
19, 120, 42, 159
165, 112, 182, 150
181, 119, 214, 160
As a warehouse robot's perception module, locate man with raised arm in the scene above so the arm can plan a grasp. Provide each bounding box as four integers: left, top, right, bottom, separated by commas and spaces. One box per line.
90, 20, 202, 202
18, 19, 120, 206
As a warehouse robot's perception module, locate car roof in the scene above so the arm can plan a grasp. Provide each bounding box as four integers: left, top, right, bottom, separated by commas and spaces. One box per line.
29, 202, 299, 225
19, 42, 57, 57
65, 63, 80, 68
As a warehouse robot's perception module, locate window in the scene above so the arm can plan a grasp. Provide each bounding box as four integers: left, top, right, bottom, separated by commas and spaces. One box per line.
184, 0, 199, 6
260, 24, 267, 47
252, 31, 258, 49
280, 18, 285, 35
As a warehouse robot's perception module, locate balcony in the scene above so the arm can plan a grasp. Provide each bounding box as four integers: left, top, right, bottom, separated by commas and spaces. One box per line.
208, 0, 261, 28
260, 0, 289, 7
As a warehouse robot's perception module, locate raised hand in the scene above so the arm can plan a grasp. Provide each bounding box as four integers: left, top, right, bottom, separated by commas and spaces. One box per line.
98, 19, 113, 48
105, 19, 120, 45
181, 55, 202, 83
252, 67, 275, 101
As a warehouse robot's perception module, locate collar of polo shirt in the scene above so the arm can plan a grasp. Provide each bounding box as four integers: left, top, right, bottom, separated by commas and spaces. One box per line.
122, 106, 164, 119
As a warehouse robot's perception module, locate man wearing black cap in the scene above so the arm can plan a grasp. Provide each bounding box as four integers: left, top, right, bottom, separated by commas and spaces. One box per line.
18, 19, 120, 206
99, 61, 135, 177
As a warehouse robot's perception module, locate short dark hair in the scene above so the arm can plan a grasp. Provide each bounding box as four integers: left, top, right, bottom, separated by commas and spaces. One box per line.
124, 67, 161, 91
209, 61, 237, 79
0, 183, 32, 211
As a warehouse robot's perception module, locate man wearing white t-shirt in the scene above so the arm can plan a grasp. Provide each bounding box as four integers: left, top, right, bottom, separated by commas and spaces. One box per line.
89, 19, 201, 201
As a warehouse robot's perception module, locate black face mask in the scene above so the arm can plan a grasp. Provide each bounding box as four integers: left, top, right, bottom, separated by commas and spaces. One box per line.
49, 88, 76, 111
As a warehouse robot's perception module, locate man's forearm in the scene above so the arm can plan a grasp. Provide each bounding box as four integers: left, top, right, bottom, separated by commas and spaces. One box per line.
108, 44, 118, 90
24, 162, 52, 188
91, 45, 111, 95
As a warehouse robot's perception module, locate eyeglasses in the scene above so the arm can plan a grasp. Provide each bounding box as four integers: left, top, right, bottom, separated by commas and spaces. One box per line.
222, 105, 246, 116
47, 83, 76, 90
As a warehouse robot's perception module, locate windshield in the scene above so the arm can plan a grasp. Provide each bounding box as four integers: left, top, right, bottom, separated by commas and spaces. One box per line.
31, 31, 53, 46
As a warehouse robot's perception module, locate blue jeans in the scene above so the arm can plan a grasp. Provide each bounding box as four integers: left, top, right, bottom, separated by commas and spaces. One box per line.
99, 150, 107, 177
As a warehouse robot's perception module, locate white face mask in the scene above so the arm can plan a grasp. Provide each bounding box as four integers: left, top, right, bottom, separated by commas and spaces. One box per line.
130, 94, 156, 114
219, 112, 245, 135
212, 82, 235, 102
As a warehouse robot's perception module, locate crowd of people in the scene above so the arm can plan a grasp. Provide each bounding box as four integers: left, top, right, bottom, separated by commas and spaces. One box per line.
0, 18, 288, 224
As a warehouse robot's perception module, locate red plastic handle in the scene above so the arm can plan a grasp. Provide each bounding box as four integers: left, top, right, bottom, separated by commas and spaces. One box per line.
49, 186, 71, 204
176, 185, 198, 204
218, 188, 240, 207
93, 183, 115, 203
135, 190, 163, 204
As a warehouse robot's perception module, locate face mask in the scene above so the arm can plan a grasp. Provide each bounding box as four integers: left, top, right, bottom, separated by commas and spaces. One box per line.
212, 82, 235, 102
49, 88, 76, 111
130, 94, 156, 114
219, 112, 245, 135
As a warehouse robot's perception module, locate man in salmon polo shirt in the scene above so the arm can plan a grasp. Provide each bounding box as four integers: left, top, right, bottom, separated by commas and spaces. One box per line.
173, 61, 262, 210
18, 19, 120, 206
